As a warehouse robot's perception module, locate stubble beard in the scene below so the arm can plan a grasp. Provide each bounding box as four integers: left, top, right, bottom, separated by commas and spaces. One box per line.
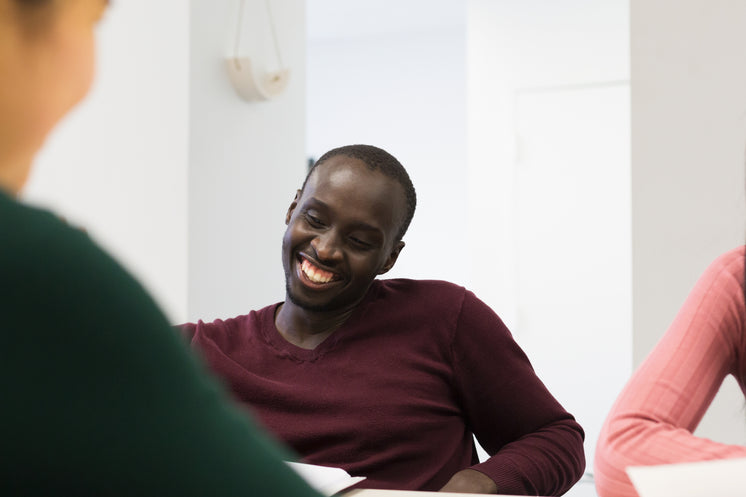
284, 280, 340, 312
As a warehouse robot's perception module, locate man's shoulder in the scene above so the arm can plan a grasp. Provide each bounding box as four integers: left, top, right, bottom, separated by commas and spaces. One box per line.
375, 277, 465, 292
372, 278, 468, 305
180, 303, 279, 337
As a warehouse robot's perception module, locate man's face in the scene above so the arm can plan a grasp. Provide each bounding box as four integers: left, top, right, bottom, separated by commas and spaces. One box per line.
282, 155, 406, 313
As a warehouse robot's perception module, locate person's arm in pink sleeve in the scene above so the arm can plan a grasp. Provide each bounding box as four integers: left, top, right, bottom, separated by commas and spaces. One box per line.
595, 247, 746, 497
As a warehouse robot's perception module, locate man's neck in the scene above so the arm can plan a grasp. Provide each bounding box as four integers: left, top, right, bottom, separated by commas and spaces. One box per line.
274, 301, 356, 350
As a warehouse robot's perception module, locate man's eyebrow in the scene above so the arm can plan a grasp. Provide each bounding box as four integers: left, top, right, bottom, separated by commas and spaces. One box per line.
302, 197, 329, 213
351, 222, 384, 233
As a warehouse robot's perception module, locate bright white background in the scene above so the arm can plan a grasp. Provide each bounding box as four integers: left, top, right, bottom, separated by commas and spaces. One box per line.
20, 2, 746, 496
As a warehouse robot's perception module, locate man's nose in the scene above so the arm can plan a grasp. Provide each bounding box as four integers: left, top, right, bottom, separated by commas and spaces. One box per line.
311, 231, 342, 262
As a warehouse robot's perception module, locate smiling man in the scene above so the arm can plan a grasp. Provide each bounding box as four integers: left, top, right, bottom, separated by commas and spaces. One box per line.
181, 144, 585, 495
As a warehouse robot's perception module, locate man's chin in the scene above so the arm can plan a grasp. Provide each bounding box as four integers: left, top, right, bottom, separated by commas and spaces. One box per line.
286, 285, 337, 313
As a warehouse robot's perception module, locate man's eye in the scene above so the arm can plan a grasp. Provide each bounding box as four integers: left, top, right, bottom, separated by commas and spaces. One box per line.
305, 214, 324, 227
349, 236, 372, 248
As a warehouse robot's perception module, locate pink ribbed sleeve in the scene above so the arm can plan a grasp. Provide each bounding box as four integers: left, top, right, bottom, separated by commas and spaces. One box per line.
594, 246, 746, 497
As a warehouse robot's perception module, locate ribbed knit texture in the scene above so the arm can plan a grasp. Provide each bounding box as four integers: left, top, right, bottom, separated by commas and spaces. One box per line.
595, 246, 746, 497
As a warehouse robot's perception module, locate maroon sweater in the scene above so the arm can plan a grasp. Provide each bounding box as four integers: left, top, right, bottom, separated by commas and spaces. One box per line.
182, 279, 585, 495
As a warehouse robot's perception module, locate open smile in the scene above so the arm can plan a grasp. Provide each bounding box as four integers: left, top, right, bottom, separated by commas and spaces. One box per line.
297, 255, 342, 286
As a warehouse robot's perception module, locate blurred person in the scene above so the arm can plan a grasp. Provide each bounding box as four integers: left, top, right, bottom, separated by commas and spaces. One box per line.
0, 1, 323, 495
181, 144, 586, 495
595, 246, 746, 497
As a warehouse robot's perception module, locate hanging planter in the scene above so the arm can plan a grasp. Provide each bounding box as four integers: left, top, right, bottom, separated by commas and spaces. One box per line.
227, 0, 291, 102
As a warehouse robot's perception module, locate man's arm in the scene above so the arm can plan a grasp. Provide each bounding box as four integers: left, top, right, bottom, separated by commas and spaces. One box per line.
448, 289, 586, 495
440, 469, 499, 494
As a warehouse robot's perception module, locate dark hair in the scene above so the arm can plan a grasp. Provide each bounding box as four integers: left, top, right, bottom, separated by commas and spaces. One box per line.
302, 144, 417, 242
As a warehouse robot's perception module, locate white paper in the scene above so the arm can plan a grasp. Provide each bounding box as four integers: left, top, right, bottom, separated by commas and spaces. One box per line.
286, 461, 366, 496
626, 457, 746, 497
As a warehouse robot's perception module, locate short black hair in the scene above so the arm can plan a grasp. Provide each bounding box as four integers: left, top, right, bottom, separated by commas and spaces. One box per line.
302, 144, 417, 242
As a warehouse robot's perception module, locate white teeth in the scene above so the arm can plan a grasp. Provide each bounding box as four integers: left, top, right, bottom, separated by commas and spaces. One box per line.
301, 259, 334, 284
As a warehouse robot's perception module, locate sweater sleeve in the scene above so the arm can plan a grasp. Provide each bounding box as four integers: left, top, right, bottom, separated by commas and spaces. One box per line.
451, 289, 586, 495
0, 210, 322, 497
594, 247, 746, 497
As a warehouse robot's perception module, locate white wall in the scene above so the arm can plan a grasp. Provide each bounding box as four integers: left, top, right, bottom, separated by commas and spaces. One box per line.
467, 4, 631, 492
306, 0, 469, 285
187, 0, 306, 322
22, 0, 307, 325
23, 1, 190, 323
631, 0, 746, 446
469, 0, 746, 488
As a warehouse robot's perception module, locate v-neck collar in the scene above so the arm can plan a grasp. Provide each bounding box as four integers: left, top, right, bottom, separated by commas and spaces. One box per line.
259, 281, 382, 362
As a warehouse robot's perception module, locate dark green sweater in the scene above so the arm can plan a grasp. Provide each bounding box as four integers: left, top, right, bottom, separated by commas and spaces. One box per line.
0, 190, 321, 497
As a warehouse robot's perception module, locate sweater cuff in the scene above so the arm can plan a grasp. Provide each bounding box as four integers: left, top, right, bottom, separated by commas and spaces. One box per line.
470, 456, 529, 495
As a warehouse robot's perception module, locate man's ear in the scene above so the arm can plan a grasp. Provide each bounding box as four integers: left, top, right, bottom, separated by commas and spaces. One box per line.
285, 189, 302, 225
379, 241, 405, 275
